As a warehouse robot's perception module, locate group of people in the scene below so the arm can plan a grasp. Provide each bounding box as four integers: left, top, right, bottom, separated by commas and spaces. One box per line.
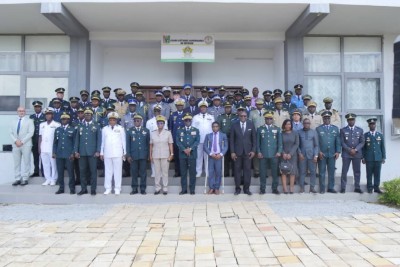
10, 83, 386, 195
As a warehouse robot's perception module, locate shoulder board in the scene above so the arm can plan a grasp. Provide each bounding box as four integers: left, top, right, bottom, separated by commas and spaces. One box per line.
333, 109, 338, 112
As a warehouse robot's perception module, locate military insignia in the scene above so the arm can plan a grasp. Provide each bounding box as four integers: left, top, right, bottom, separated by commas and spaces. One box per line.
174, 116, 177, 121
191, 131, 196, 135
272, 130, 277, 133
114, 129, 120, 133
142, 131, 146, 135
132, 137, 135, 141
261, 130, 265, 133
377, 137, 381, 141
180, 132, 184, 136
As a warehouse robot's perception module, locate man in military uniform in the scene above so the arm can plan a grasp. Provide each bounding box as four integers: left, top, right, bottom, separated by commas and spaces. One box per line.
250, 87, 259, 107
283, 91, 297, 115
273, 89, 283, 100
100, 104, 118, 128
53, 113, 76, 194
126, 114, 150, 195
168, 89, 182, 114
218, 86, 228, 103
340, 113, 365, 193
249, 98, 266, 178
303, 101, 322, 129
316, 111, 341, 194
208, 95, 224, 120
291, 84, 304, 109
301, 95, 312, 114
121, 99, 140, 129
90, 94, 105, 124
79, 90, 91, 108
176, 113, 200, 195
292, 109, 303, 131
68, 97, 80, 123
216, 102, 237, 177
135, 91, 149, 125
148, 91, 171, 120
262, 90, 274, 111
362, 118, 385, 194
182, 84, 193, 106
318, 97, 341, 128
257, 111, 282, 194
30, 101, 45, 177
49, 87, 70, 110
51, 98, 63, 123
114, 89, 129, 118
162, 86, 174, 104
207, 88, 215, 105
101, 86, 116, 107
125, 82, 142, 102
243, 95, 255, 116
74, 108, 102, 196
232, 91, 244, 109
168, 99, 186, 177
196, 87, 212, 107
272, 97, 290, 128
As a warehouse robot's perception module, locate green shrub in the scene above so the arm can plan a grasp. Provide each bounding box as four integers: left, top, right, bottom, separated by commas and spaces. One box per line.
379, 178, 400, 206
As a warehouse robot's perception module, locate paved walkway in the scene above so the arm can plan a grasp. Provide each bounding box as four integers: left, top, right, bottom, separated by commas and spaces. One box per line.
0, 201, 399, 267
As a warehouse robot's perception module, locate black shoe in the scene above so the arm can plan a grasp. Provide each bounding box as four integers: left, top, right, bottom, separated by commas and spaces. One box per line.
12, 180, 21, 186
29, 173, 39, 178
130, 189, 138, 195
245, 191, 252, 196
272, 189, 280, 195
75, 181, 81, 186
260, 189, 265, 195
368, 189, 373, 193
55, 189, 64, 194
20, 180, 28, 186
224, 172, 230, 177
234, 189, 241, 195
340, 189, 346, 194
77, 190, 88, 195
304, 182, 309, 185
327, 189, 337, 194
299, 187, 305, 193
354, 188, 363, 194
154, 190, 160, 195
179, 191, 187, 195
310, 188, 317, 194
190, 192, 195, 195
91, 191, 96, 196
253, 173, 259, 178
289, 192, 294, 194
173, 173, 180, 177
163, 191, 168, 195
70, 190, 76, 195
374, 189, 383, 194
141, 191, 147, 195
284, 192, 289, 195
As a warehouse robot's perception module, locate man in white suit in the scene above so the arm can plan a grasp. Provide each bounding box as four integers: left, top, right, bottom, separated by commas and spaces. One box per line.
11, 106, 34, 186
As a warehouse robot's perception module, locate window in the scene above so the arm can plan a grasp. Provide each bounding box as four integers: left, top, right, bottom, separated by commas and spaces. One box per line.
344, 37, 382, 73
0, 75, 20, 111
26, 78, 68, 109
0, 36, 21, 72
306, 76, 342, 110
304, 37, 340, 73
346, 78, 380, 110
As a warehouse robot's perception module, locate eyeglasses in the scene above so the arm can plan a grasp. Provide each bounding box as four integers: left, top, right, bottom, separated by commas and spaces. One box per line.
157, 122, 165, 124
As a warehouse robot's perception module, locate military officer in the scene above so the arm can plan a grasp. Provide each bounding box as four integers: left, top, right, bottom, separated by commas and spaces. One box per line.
292, 109, 303, 131
53, 112, 76, 194
51, 98, 63, 122
249, 98, 267, 178
90, 94, 105, 124
208, 95, 224, 120
49, 87, 70, 110
207, 88, 215, 105
114, 89, 129, 118
316, 111, 341, 194
216, 102, 238, 177
362, 118, 385, 194
273, 89, 283, 100
162, 86, 174, 104
168, 98, 186, 177
148, 91, 171, 120
125, 82, 142, 102
67, 97, 80, 122
318, 97, 341, 128
183, 96, 200, 115
182, 84, 194, 105
303, 101, 322, 129
218, 85, 228, 103
176, 113, 200, 195
100, 103, 117, 128
126, 114, 150, 195
272, 97, 290, 128
72, 107, 85, 127
168, 89, 182, 114
232, 91, 244, 109
79, 90, 91, 108
101, 86, 116, 107
91, 90, 101, 98
121, 99, 141, 129
301, 95, 312, 114
243, 95, 255, 116
74, 108, 102, 195
340, 113, 365, 193
283, 91, 297, 115
291, 84, 304, 109
135, 91, 149, 125
30, 101, 45, 177
263, 90, 275, 111
196, 87, 212, 107
256, 111, 282, 194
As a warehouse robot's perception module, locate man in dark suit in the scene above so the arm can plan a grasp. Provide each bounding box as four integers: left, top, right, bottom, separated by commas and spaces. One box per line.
230, 111, 256, 195
30, 101, 45, 177
183, 96, 200, 116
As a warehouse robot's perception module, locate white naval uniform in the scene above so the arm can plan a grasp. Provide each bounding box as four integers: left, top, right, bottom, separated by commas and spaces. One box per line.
39, 120, 61, 182
145, 117, 168, 178
192, 112, 214, 177
100, 125, 126, 193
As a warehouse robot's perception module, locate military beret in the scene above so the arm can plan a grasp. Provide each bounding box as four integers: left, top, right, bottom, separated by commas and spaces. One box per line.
153, 105, 162, 111
133, 114, 143, 120
224, 102, 232, 107
273, 89, 283, 95
294, 84, 303, 90
51, 98, 61, 103
236, 105, 245, 111
91, 94, 101, 101
303, 95, 312, 100
321, 110, 332, 117
263, 90, 272, 96
198, 101, 209, 108
135, 91, 143, 96
292, 109, 302, 116
273, 97, 283, 104
91, 90, 101, 96
69, 96, 80, 102
263, 111, 274, 118
323, 97, 333, 103
105, 103, 115, 111
183, 84, 192, 89
162, 86, 171, 92
367, 118, 377, 124
102, 86, 111, 92
44, 107, 54, 114
84, 108, 93, 115
175, 99, 185, 106
60, 112, 70, 120
219, 85, 226, 91
244, 95, 252, 101
128, 99, 137, 105
32, 101, 43, 107
77, 107, 84, 113
107, 112, 119, 119
183, 113, 193, 120
284, 90, 293, 97
155, 91, 163, 96
255, 98, 264, 105
308, 101, 317, 107
156, 115, 166, 122
55, 87, 65, 93
116, 89, 126, 95
345, 113, 357, 120
212, 95, 221, 101
80, 90, 89, 96
130, 82, 140, 88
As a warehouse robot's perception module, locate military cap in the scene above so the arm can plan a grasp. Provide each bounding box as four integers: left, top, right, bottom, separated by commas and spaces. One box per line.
102, 86, 111, 92
154, 91, 163, 96
91, 90, 101, 96
105, 103, 115, 111
172, 89, 181, 95
133, 114, 143, 120
130, 82, 140, 88
44, 107, 54, 114
242, 88, 249, 95
183, 113, 193, 120
224, 102, 232, 107
183, 84, 192, 89
32, 101, 43, 107
302, 94, 312, 100
273, 97, 283, 104
175, 99, 185, 106
51, 97, 61, 103
321, 110, 332, 117
113, 88, 119, 93
234, 90, 242, 96
323, 97, 333, 103
262, 90, 273, 96
156, 115, 166, 122
69, 96, 80, 102
116, 89, 126, 95
198, 101, 209, 108
244, 95, 252, 101
107, 112, 119, 119
162, 86, 171, 92
135, 91, 143, 96
207, 88, 215, 93
153, 104, 162, 111
308, 101, 317, 107
255, 98, 264, 105
273, 89, 283, 95
55, 87, 65, 93
367, 118, 377, 124
128, 99, 137, 105
189, 96, 196, 101
294, 84, 303, 90
345, 113, 357, 120
212, 95, 221, 101
219, 85, 226, 91
77, 107, 84, 113
284, 90, 293, 97
263, 111, 274, 118
227, 94, 234, 99
91, 94, 101, 101
84, 108, 93, 115
200, 87, 208, 92
80, 89, 89, 96
236, 105, 245, 111
292, 109, 302, 116
60, 112, 70, 120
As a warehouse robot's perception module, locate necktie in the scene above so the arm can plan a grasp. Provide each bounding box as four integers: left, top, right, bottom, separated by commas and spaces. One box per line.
203, 114, 205, 118
241, 123, 245, 134
137, 127, 140, 131
259, 110, 262, 117
111, 126, 114, 130
17, 118, 21, 135
213, 132, 217, 153
298, 96, 300, 101
191, 107, 194, 113
311, 114, 314, 119
36, 114, 39, 119
278, 110, 281, 116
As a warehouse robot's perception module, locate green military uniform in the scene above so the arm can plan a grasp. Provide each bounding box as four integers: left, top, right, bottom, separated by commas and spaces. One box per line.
217, 111, 238, 177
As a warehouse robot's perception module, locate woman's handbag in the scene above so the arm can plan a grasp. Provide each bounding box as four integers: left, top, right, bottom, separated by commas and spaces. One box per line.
279, 160, 293, 175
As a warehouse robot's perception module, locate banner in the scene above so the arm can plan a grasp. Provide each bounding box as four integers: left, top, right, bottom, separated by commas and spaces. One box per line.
161, 34, 215, 62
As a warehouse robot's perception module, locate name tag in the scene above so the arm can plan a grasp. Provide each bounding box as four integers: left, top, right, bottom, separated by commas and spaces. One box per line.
191, 131, 196, 135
